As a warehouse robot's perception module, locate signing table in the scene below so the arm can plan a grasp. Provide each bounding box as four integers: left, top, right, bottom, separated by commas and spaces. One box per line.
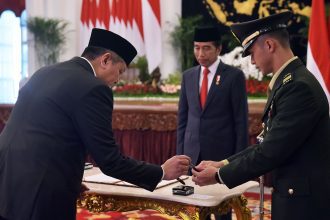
78, 168, 259, 220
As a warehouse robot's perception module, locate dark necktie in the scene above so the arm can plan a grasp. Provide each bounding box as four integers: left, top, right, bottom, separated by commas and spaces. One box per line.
200, 67, 210, 109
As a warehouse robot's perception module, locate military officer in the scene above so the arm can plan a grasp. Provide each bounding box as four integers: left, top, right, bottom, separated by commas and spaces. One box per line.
191, 11, 330, 220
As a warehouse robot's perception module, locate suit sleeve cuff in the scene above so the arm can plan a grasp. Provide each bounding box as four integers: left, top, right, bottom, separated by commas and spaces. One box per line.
161, 166, 165, 181
215, 170, 225, 184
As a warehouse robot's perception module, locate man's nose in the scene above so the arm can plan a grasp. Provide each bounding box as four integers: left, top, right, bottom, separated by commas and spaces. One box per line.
197, 50, 204, 58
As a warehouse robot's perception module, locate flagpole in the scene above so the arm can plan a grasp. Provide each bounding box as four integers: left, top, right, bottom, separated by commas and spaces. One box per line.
259, 175, 264, 220
256, 131, 265, 220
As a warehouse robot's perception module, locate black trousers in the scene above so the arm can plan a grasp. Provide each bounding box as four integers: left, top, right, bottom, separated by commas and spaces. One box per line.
0, 216, 7, 220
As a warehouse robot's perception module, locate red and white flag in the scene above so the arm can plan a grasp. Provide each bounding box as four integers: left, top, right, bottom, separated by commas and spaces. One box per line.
306, 0, 330, 109
142, 0, 162, 73
79, 0, 162, 73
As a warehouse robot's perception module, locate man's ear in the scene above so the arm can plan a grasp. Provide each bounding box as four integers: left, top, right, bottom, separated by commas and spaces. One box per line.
100, 52, 112, 67
265, 39, 276, 53
217, 45, 222, 55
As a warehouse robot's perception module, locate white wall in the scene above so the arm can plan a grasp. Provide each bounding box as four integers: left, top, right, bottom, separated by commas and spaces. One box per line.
25, 0, 181, 78
25, 0, 82, 74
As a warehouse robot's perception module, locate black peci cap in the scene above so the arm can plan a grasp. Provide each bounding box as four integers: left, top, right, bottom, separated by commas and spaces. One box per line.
231, 11, 292, 57
194, 26, 221, 42
88, 28, 137, 66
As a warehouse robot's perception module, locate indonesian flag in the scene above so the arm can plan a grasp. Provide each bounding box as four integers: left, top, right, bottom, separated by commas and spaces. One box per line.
142, 0, 162, 73
79, 0, 162, 73
306, 0, 330, 109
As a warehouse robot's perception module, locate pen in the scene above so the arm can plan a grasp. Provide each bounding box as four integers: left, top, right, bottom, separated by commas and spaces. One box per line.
176, 177, 186, 185
190, 163, 199, 171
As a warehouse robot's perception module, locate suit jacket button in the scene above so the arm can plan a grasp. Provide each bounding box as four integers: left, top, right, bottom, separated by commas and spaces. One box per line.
288, 188, 294, 195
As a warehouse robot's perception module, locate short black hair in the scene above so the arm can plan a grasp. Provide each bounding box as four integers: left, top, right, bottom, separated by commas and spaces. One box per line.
81, 46, 123, 63
81, 46, 110, 60
265, 29, 290, 48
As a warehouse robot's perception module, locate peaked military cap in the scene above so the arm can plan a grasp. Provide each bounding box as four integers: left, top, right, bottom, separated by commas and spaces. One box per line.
194, 26, 221, 42
231, 11, 292, 57
88, 28, 137, 66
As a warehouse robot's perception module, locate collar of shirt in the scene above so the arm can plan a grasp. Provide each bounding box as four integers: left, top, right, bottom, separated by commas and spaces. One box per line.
80, 56, 97, 77
199, 56, 221, 91
269, 56, 298, 90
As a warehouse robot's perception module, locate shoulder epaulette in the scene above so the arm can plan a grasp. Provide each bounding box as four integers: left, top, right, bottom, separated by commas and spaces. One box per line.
282, 73, 293, 85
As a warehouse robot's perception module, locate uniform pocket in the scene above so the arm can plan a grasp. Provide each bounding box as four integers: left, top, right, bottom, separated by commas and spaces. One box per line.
274, 177, 310, 197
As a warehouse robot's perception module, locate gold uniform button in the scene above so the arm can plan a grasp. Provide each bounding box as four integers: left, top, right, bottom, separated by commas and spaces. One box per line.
288, 189, 294, 195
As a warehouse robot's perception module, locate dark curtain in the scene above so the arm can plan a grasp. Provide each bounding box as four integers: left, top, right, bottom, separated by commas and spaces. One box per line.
114, 130, 177, 165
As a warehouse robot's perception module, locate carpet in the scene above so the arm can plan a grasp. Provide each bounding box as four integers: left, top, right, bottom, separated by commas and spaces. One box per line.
76, 192, 271, 220
76, 208, 180, 219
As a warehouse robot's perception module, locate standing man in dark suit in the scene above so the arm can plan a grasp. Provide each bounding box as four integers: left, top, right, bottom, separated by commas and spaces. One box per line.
0, 28, 191, 220
192, 11, 330, 220
176, 26, 249, 220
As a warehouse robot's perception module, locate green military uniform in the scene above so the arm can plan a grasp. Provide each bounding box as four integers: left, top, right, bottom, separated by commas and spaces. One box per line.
220, 57, 330, 220
218, 11, 330, 220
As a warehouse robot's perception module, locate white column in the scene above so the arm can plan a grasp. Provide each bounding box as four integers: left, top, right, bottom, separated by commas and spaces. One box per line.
160, 0, 182, 78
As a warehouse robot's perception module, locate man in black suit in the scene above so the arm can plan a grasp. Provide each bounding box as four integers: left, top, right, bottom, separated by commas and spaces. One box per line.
177, 26, 248, 220
192, 11, 330, 220
177, 26, 248, 172
0, 28, 191, 220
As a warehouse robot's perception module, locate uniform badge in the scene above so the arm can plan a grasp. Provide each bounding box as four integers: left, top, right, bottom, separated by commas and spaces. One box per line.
283, 73, 292, 85
216, 75, 221, 85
